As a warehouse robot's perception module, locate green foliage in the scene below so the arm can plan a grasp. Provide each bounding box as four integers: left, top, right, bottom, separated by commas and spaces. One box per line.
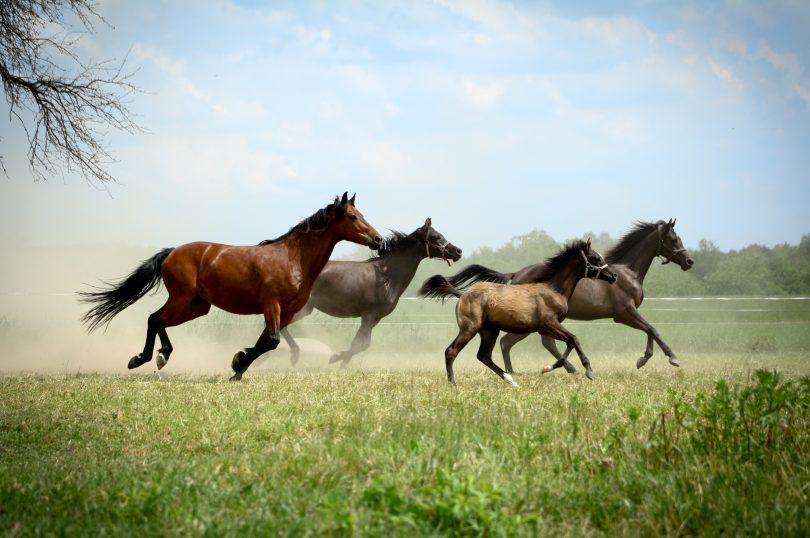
409, 230, 810, 297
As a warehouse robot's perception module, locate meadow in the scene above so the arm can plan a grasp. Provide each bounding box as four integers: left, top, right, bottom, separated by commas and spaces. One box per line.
1, 297, 809, 536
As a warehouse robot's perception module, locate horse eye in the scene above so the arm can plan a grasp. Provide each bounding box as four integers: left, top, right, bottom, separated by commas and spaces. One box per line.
349, 215, 358, 221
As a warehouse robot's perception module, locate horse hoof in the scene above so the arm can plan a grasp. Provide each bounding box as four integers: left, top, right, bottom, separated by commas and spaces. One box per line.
541, 364, 553, 374
636, 356, 650, 369
156, 352, 167, 370
503, 373, 519, 387
585, 370, 594, 381
127, 354, 145, 369
328, 354, 342, 365
668, 357, 681, 367
229, 373, 243, 382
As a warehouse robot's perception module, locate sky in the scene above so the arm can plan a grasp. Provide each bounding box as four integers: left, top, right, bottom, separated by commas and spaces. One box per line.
1, 0, 809, 258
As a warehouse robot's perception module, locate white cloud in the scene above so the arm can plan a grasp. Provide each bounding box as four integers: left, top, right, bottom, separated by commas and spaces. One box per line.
136, 134, 297, 194
709, 60, 743, 91
335, 64, 386, 96
462, 78, 505, 107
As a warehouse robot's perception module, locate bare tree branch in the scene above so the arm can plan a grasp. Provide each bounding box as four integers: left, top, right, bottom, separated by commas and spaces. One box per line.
0, 0, 142, 183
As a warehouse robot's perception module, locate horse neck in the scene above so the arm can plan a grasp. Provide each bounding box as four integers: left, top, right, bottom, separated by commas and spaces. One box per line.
612, 229, 660, 282
376, 243, 425, 297
288, 228, 341, 286
546, 256, 584, 301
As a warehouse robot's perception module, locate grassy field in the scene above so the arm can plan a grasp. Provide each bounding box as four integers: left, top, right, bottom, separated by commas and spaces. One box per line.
1, 298, 809, 536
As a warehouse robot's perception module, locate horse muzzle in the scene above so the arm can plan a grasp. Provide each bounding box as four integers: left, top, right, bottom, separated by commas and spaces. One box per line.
367, 234, 383, 250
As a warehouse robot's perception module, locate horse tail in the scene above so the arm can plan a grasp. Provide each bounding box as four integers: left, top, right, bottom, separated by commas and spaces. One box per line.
419, 275, 463, 301
78, 248, 174, 332
445, 264, 513, 288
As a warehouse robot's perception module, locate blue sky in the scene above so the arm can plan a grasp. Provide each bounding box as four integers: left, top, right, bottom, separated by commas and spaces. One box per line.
1, 0, 809, 256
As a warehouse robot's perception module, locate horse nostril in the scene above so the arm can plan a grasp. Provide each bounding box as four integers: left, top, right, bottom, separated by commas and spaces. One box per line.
374, 235, 383, 245
687, 258, 694, 266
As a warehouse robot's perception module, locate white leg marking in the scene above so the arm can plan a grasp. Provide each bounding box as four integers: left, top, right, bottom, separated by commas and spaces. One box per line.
503, 373, 519, 387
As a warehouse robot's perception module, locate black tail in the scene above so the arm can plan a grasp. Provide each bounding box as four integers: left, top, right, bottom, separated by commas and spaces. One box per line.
445, 264, 513, 288
419, 275, 463, 301
78, 248, 174, 332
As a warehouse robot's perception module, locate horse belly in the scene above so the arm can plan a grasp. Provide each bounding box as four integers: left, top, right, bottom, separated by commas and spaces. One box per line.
485, 293, 542, 333
567, 280, 615, 320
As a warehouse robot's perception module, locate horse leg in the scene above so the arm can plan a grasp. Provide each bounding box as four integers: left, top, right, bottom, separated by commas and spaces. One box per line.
478, 328, 518, 387
231, 304, 281, 381
128, 295, 211, 370
542, 324, 595, 380
282, 302, 314, 366
540, 335, 578, 374
499, 332, 528, 374
616, 308, 680, 369
444, 330, 476, 385
330, 316, 380, 368
280, 328, 299, 366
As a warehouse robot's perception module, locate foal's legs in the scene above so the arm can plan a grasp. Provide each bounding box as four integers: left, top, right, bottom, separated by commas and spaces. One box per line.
231, 303, 281, 381
478, 328, 518, 386
540, 324, 595, 380
499, 332, 577, 374
444, 329, 476, 385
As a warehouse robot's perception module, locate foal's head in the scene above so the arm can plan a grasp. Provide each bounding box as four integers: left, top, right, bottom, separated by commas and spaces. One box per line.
657, 219, 694, 271
329, 192, 383, 250
580, 239, 618, 284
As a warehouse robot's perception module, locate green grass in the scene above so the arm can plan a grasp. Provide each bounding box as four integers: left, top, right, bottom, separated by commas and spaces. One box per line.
1, 298, 809, 535
1, 365, 808, 536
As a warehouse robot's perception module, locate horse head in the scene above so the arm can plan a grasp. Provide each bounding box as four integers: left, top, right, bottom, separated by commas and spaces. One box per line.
658, 219, 694, 271
330, 192, 383, 250
581, 239, 618, 284
420, 217, 462, 265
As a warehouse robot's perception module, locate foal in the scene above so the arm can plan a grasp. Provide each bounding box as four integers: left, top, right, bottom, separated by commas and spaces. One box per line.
420, 240, 616, 385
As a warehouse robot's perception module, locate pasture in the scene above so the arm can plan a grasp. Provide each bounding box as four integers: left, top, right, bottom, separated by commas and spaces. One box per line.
1, 297, 809, 535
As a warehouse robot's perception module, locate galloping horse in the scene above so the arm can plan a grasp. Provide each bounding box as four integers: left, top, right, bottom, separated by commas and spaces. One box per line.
79, 193, 383, 380
279, 218, 462, 367
420, 240, 617, 385
445, 219, 693, 373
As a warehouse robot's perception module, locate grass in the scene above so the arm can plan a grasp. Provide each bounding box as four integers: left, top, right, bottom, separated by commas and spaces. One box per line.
1, 365, 808, 536
1, 298, 809, 535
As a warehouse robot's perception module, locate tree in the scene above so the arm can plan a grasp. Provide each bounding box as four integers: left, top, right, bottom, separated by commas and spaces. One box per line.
0, 0, 140, 183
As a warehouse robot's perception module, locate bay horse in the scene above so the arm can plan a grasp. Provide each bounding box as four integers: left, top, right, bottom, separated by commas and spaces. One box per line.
420, 240, 617, 386
445, 219, 693, 374
279, 218, 462, 367
78, 193, 383, 380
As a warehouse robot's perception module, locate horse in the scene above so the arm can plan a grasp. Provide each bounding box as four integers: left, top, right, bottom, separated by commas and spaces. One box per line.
420, 239, 617, 385
78, 193, 383, 380
445, 219, 694, 374
279, 218, 462, 367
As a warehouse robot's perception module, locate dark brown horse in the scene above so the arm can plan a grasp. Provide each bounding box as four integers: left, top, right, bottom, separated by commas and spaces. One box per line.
420, 240, 617, 385
279, 218, 461, 367
446, 219, 693, 374
79, 193, 382, 380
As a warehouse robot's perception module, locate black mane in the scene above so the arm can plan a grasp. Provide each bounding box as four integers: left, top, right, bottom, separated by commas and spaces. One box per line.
604, 221, 661, 264
365, 230, 418, 261
258, 198, 342, 245
531, 240, 589, 282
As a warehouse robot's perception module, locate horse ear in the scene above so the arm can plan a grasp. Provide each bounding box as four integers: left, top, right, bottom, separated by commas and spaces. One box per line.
585, 238, 592, 250
340, 192, 348, 205
424, 217, 432, 229
349, 193, 356, 206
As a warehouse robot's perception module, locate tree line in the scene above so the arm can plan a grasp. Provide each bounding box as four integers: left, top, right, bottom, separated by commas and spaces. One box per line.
398, 229, 810, 297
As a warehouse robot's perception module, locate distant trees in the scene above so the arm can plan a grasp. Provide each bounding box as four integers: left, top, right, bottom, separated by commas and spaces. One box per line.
0, 0, 139, 183
405, 229, 810, 297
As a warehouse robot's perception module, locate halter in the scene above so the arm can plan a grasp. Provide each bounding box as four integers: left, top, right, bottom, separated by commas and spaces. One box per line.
656, 229, 687, 265
426, 238, 453, 266
581, 250, 609, 278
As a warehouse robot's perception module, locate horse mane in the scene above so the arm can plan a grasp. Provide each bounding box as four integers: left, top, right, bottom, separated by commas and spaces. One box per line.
604, 221, 661, 264
365, 230, 417, 261
530, 239, 589, 282
258, 198, 344, 245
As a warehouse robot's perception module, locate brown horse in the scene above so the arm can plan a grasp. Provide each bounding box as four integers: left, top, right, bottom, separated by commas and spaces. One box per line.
420, 240, 617, 386
79, 193, 382, 380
